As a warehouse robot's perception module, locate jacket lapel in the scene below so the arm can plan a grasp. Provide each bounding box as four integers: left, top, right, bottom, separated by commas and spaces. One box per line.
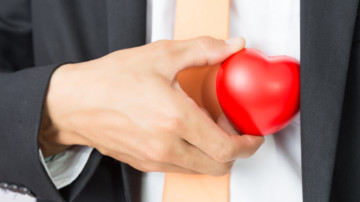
61, 150, 103, 201
300, 0, 359, 201
106, 1, 147, 202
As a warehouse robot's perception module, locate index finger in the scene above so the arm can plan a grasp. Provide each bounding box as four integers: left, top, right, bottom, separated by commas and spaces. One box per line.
156, 36, 245, 80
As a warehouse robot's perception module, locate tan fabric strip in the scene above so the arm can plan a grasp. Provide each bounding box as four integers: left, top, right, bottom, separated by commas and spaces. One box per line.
163, 0, 230, 202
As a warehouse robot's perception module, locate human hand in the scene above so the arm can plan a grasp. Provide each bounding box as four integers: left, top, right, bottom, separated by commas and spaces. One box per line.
39, 37, 264, 176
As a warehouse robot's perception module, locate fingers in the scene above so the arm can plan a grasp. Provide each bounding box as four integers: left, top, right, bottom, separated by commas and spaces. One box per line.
180, 102, 264, 164
153, 36, 246, 79
217, 114, 240, 135
114, 135, 231, 175
179, 36, 246, 68
216, 114, 265, 159
172, 140, 235, 176
112, 152, 199, 175
99, 37, 260, 175
227, 135, 265, 159
135, 138, 234, 176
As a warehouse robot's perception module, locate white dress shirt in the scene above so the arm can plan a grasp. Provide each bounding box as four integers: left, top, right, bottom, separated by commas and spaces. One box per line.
0, 0, 302, 201
142, 0, 302, 202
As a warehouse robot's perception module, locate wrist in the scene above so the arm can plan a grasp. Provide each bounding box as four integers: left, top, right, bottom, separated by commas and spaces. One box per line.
39, 63, 86, 157
38, 105, 69, 157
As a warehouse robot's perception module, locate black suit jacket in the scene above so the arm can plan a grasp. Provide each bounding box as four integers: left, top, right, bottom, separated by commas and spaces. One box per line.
1, 0, 360, 202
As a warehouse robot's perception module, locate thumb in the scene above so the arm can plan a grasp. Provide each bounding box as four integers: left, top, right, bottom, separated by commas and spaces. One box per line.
161, 36, 245, 79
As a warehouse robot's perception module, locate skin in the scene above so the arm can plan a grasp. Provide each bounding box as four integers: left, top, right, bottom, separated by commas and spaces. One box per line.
39, 36, 264, 176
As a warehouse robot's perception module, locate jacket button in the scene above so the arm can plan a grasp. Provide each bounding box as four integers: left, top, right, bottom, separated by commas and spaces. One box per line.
19, 186, 34, 196
0, 182, 9, 189
8, 184, 19, 192
18, 186, 28, 194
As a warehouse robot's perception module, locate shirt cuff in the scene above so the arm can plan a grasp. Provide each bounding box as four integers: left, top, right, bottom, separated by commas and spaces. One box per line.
39, 146, 94, 189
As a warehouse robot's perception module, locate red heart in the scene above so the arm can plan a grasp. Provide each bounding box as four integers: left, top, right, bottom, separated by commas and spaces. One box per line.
216, 48, 300, 136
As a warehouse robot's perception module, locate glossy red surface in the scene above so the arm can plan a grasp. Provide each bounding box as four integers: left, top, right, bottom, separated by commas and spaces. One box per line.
216, 48, 300, 135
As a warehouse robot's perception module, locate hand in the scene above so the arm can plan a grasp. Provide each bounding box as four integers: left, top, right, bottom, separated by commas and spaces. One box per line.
39, 36, 264, 176
217, 114, 240, 135
216, 113, 263, 154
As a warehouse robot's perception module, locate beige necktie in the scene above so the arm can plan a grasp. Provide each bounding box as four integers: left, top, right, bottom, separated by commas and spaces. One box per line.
162, 0, 230, 202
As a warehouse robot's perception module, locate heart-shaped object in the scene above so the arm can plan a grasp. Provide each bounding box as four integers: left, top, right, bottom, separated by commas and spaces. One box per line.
216, 48, 300, 135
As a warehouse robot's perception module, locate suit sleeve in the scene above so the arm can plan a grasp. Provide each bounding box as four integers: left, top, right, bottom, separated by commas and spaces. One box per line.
0, 1, 66, 201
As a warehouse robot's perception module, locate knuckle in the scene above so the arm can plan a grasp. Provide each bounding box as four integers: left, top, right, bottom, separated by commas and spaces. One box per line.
215, 146, 235, 163
241, 152, 252, 159
193, 36, 218, 66
157, 114, 185, 135
186, 157, 201, 171
147, 40, 175, 61
245, 149, 258, 158
251, 135, 265, 146
220, 162, 233, 175
165, 116, 184, 132
144, 141, 171, 163
245, 136, 265, 157
196, 36, 215, 51
209, 162, 233, 176
258, 136, 265, 145
155, 40, 175, 55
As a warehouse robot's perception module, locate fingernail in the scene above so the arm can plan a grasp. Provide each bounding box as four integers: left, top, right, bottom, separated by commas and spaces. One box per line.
225, 36, 245, 45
